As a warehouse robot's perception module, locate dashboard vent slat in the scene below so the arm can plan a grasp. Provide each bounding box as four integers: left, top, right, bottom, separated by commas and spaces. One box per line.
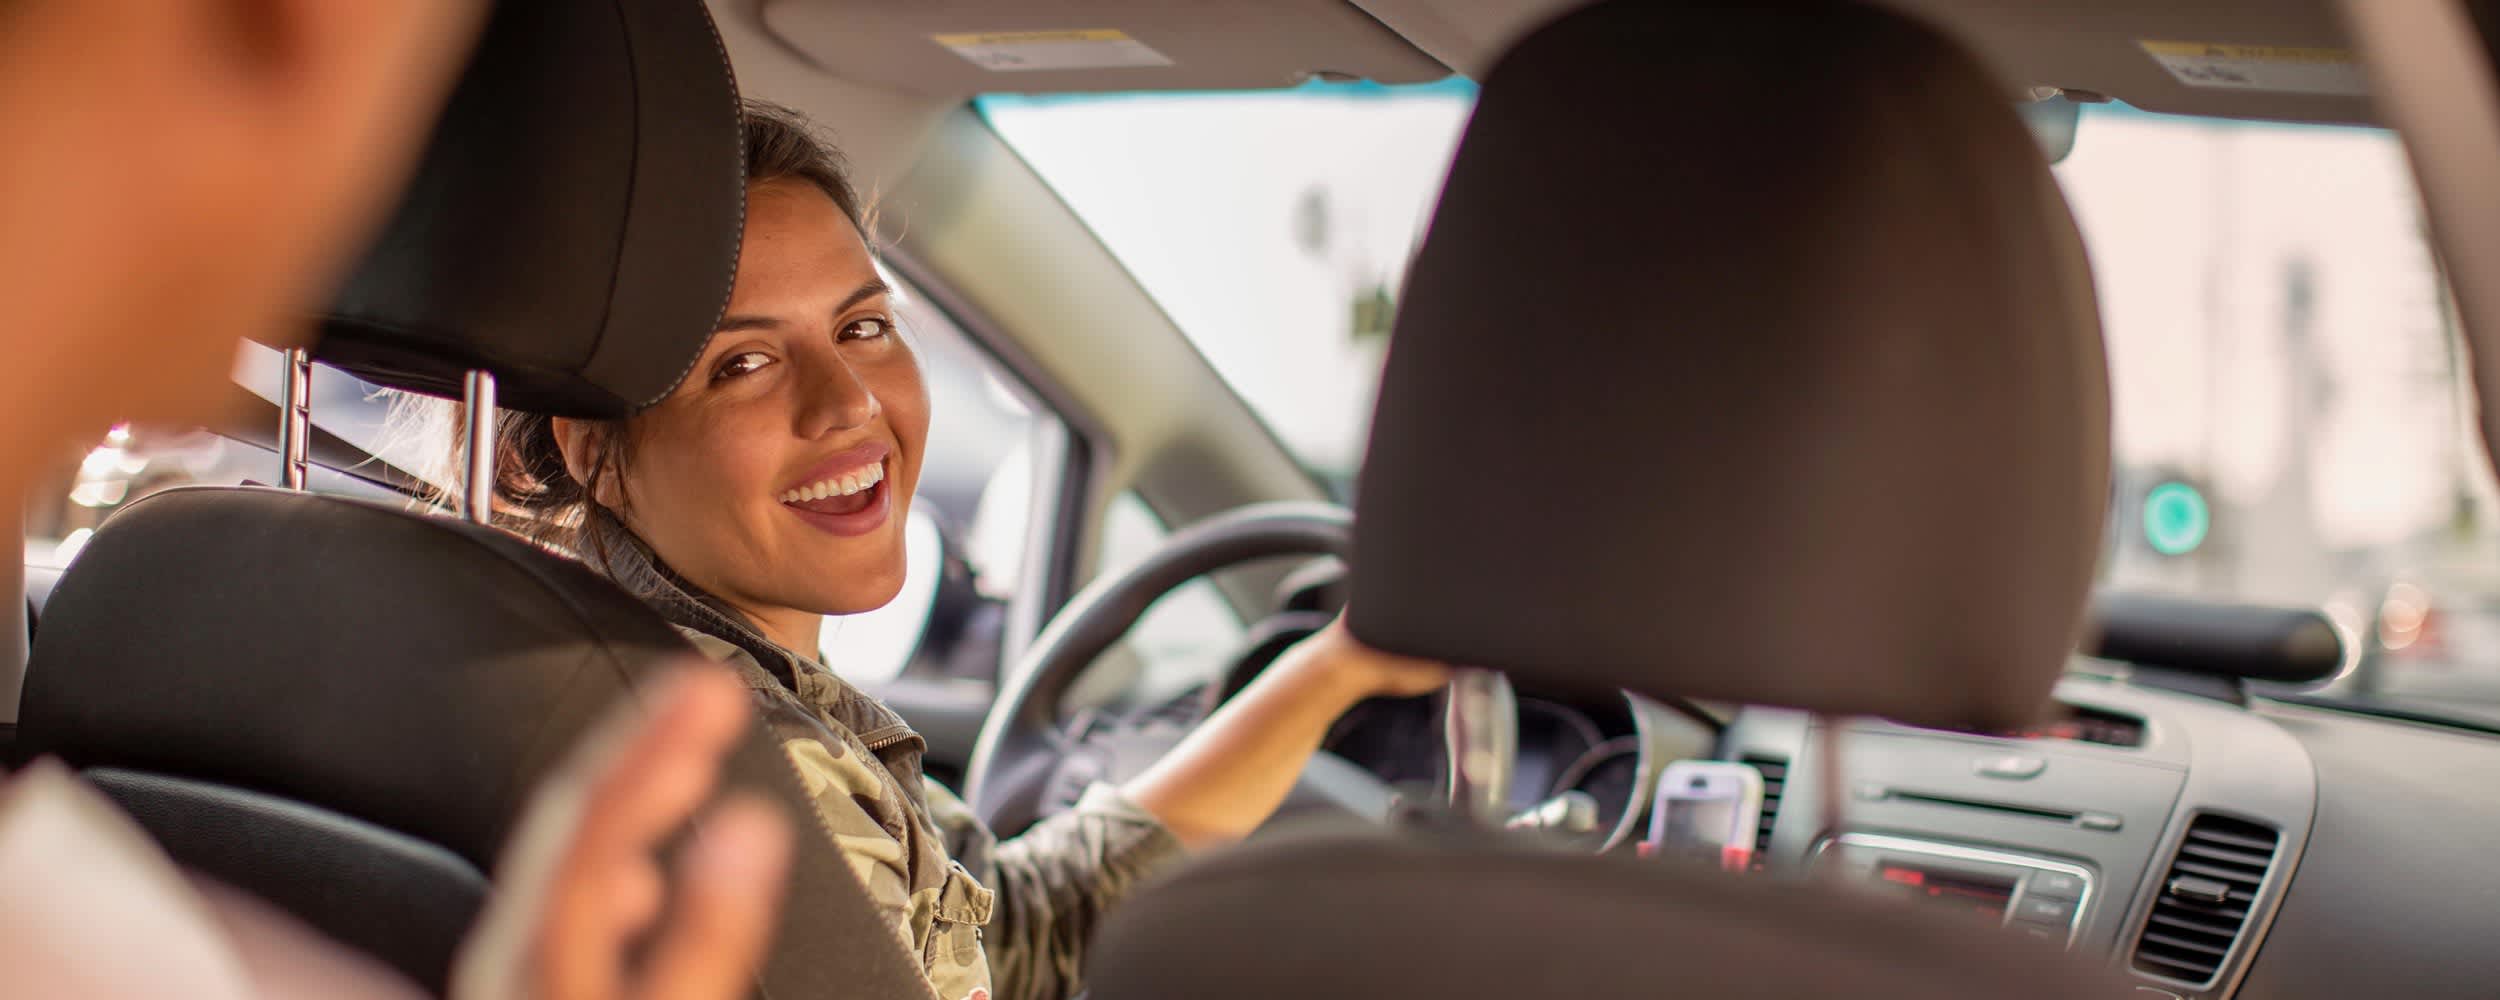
2178, 843, 2275, 869
2170, 859, 2265, 885
2148, 911, 2245, 938
2139, 931, 2231, 958
2131, 815, 2281, 986
1741, 755, 1786, 868
2186, 828, 2278, 852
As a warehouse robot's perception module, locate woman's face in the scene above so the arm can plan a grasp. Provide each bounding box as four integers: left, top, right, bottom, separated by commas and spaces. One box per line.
597, 179, 929, 637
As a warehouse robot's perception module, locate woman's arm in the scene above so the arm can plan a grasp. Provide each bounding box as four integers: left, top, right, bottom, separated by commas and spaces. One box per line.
1119, 619, 1450, 849
956, 619, 1446, 1000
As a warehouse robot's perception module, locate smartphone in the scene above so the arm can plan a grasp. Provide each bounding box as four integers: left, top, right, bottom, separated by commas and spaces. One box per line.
1643, 760, 1765, 871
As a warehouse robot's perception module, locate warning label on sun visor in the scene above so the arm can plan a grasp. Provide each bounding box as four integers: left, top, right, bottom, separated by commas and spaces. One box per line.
2138, 41, 2368, 97
933, 29, 1173, 72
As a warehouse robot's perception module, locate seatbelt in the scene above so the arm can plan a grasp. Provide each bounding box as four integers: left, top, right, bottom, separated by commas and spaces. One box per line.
722, 726, 941, 1000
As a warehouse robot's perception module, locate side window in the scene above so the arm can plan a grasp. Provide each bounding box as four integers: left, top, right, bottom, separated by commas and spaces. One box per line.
819, 276, 1059, 684
28, 347, 407, 569
1074, 492, 1248, 709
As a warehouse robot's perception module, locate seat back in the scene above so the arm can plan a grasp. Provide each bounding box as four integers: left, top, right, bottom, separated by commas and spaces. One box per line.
89, 768, 487, 990
1092, 831, 2128, 999
20, 488, 691, 988
23, 489, 691, 871
22, 489, 932, 996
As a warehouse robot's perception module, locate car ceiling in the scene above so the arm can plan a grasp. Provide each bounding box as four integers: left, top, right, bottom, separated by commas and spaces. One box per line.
732, 0, 2374, 124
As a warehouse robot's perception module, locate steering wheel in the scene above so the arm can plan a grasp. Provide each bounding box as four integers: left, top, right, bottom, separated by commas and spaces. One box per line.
965, 501, 1490, 838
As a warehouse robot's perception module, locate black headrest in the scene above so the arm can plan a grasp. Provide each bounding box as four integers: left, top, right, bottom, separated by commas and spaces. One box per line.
1347, 0, 2109, 731
313, 0, 744, 418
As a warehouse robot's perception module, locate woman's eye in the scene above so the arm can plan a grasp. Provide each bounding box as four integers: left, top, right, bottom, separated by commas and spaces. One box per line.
714, 351, 773, 380
840, 317, 892, 342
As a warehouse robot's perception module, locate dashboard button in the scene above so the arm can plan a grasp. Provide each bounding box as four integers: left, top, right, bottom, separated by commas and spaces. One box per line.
2012, 895, 2078, 926
2012, 923, 2065, 946
1975, 754, 2047, 779
2028, 871, 2087, 901
2078, 812, 2123, 832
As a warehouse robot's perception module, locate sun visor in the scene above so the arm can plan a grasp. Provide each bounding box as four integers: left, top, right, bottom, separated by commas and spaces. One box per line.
310, 0, 745, 418
1346, 0, 2111, 732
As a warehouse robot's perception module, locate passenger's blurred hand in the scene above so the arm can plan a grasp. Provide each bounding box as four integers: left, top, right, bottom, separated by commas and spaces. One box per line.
453, 666, 793, 1000
0, 0, 485, 449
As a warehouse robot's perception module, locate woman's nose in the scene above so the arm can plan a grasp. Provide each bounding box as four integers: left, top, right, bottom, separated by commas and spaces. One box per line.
797, 350, 881, 435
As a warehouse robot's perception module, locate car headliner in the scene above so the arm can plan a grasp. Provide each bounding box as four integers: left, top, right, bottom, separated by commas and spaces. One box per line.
729, 0, 2372, 118
715, 0, 2379, 202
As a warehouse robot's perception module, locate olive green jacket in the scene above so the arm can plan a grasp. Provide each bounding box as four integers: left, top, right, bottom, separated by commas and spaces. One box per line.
606, 540, 1184, 1000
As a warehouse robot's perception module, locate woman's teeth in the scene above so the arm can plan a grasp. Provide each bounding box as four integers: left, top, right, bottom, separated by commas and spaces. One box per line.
780, 463, 885, 504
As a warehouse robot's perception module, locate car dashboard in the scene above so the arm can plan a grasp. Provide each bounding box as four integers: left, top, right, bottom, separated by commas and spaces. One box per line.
1323, 686, 1681, 849
1723, 672, 2500, 999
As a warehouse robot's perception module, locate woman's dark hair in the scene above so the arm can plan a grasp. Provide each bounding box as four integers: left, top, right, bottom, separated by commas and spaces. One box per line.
420, 100, 867, 597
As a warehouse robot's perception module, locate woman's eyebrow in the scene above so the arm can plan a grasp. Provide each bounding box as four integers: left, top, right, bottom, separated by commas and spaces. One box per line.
835, 278, 893, 317
713, 315, 778, 333
711, 279, 892, 333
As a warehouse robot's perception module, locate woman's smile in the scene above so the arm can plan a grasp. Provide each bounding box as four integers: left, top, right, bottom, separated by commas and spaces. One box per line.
780, 441, 892, 536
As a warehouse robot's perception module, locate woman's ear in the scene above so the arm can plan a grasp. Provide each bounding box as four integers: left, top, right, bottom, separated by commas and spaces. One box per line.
549, 417, 624, 509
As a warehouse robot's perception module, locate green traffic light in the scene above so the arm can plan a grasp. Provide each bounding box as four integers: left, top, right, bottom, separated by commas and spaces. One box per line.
2143, 481, 2209, 556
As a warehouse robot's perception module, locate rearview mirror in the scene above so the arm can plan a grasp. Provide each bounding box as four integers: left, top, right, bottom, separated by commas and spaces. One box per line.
2019, 95, 2082, 164
2084, 591, 2347, 685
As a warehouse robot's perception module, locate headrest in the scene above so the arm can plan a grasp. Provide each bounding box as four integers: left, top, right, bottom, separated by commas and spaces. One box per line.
1347, 0, 2109, 731
313, 0, 744, 418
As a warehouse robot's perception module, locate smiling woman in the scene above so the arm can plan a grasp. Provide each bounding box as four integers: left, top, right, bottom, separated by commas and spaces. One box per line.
552, 174, 931, 653
461, 106, 923, 653
395, 99, 1449, 1000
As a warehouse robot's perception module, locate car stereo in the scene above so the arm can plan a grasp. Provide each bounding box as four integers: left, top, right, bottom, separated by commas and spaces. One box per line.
1815, 834, 2094, 948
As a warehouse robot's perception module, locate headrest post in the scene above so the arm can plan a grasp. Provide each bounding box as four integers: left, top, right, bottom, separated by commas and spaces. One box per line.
277, 348, 314, 491
462, 371, 497, 525
1443, 667, 1517, 823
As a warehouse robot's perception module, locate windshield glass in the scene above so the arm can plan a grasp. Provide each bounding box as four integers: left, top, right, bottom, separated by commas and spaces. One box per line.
986, 87, 2500, 718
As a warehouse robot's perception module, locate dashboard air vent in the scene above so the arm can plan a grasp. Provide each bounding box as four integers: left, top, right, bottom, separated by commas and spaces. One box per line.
1741, 754, 1787, 865
2131, 814, 2280, 984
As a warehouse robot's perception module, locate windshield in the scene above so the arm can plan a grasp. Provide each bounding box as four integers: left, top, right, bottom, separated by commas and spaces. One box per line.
986, 87, 2500, 717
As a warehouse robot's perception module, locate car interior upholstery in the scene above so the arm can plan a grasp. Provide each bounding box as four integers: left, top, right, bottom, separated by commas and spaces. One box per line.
1087, 2, 2123, 995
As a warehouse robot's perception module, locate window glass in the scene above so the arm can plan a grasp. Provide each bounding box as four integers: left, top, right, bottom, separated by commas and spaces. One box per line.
983, 81, 1473, 493
1074, 491, 1248, 709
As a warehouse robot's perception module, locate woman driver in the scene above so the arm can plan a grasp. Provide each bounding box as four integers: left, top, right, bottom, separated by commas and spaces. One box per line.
456, 102, 1450, 1000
